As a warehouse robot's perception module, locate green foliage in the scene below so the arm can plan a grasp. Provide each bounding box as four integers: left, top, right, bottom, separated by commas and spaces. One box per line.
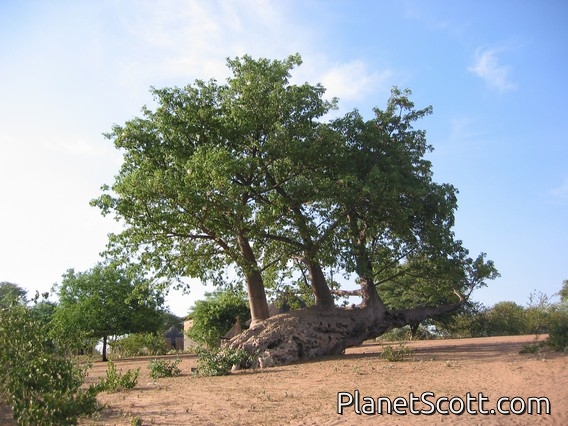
524, 290, 553, 336
519, 341, 547, 354
95, 360, 139, 393
188, 289, 250, 348
432, 302, 489, 338
0, 281, 27, 308
558, 280, 568, 303
130, 416, 143, 426
0, 304, 100, 425
375, 327, 412, 341
109, 333, 169, 357
195, 347, 251, 376
51, 262, 165, 361
147, 358, 182, 380
546, 308, 568, 351
92, 53, 498, 329
484, 301, 528, 336
381, 342, 414, 362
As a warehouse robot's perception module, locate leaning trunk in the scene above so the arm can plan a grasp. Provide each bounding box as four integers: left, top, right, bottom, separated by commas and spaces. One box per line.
229, 296, 465, 367
306, 261, 335, 308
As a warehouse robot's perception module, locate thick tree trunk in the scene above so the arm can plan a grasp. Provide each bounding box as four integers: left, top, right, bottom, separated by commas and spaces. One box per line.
306, 261, 335, 308
244, 270, 270, 325
228, 296, 465, 367
237, 232, 270, 324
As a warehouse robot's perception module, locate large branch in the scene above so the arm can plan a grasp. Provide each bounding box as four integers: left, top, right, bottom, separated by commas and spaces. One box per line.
330, 289, 362, 297
388, 291, 466, 328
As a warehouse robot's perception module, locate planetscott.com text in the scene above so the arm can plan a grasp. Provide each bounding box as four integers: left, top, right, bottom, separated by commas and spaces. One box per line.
337, 390, 551, 416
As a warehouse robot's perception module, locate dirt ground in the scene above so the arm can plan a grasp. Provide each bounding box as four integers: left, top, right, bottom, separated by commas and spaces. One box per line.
2, 335, 566, 425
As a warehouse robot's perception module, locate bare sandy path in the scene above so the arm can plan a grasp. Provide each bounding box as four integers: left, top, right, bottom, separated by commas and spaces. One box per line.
2, 335, 566, 425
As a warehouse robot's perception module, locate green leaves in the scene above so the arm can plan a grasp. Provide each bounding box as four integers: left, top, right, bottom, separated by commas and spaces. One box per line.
92, 54, 498, 321
51, 262, 165, 361
0, 304, 100, 425
188, 289, 250, 348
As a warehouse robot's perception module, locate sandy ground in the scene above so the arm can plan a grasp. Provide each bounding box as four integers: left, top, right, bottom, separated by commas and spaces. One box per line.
2, 335, 566, 425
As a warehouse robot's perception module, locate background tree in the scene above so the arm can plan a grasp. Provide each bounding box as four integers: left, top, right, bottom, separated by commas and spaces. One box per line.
484, 301, 528, 336
52, 262, 165, 361
188, 289, 251, 348
0, 281, 27, 307
431, 301, 489, 338
558, 279, 568, 303
93, 54, 498, 366
379, 252, 499, 337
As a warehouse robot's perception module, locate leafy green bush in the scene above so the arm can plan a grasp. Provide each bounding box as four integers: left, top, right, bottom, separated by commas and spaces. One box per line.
195, 347, 251, 376
376, 327, 412, 341
519, 341, 546, 354
546, 309, 568, 351
0, 304, 101, 425
188, 290, 250, 348
96, 360, 140, 393
381, 342, 414, 362
148, 358, 182, 380
485, 301, 529, 336
110, 332, 168, 357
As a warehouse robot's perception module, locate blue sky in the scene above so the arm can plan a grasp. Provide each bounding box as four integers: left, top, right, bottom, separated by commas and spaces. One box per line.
1, 0, 567, 316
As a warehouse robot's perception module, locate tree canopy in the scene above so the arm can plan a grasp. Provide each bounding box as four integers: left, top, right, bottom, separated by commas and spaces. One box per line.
52, 262, 165, 361
92, 54, 498, 365
0, 281, 27, 308
188, 289, 251, 348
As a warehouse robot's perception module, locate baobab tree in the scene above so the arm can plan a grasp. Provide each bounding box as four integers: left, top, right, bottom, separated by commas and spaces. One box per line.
92, 54, 498, 365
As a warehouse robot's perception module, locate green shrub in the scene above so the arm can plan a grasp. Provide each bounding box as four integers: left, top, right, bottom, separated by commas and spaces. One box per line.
546, 309, 568, 351
148, 358, 182, 380
519, 341, 546, 354
376, 327, 412, 341
96, 360, 140, 393
188, 290, 250, 348
381, 342, 414, 362
195, 347, 251, 376
109, 332, 168, 357
0, 305, 101, 425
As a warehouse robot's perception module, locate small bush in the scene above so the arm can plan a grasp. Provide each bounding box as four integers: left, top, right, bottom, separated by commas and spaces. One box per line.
546, 310, 568, 351
195, 347, 250, 376
376, 327, 411, 342
0, 305, 101, 425
130, 416, 143, 426
188, 290, 250, 348
96, 360, 140, 392
110, 333, 168, 357
519, 341, 546, 354
381, 342, 414, 362
148, 358, 182, 380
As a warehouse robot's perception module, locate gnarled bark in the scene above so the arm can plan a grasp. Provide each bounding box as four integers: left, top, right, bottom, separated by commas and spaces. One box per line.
228, 294, 465, 366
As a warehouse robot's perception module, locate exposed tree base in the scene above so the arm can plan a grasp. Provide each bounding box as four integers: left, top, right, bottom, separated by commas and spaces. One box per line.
228, 300, 464, 367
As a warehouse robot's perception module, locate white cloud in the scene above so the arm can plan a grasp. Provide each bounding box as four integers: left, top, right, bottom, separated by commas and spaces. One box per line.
44, 136, 121, 162
551, 178, 568, 201
320, 61, 392, 102
468, 47, 517, 92
112, 0, 316, 84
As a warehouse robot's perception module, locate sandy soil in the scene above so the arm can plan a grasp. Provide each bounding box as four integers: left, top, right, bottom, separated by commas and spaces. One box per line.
2, 335, 566, 425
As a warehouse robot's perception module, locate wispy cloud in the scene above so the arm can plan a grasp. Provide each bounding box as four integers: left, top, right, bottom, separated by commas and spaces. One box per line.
112, 0, 318, 84
320, 61, 392, 102
468, 47, 517, 92
551, 178, 568, 202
